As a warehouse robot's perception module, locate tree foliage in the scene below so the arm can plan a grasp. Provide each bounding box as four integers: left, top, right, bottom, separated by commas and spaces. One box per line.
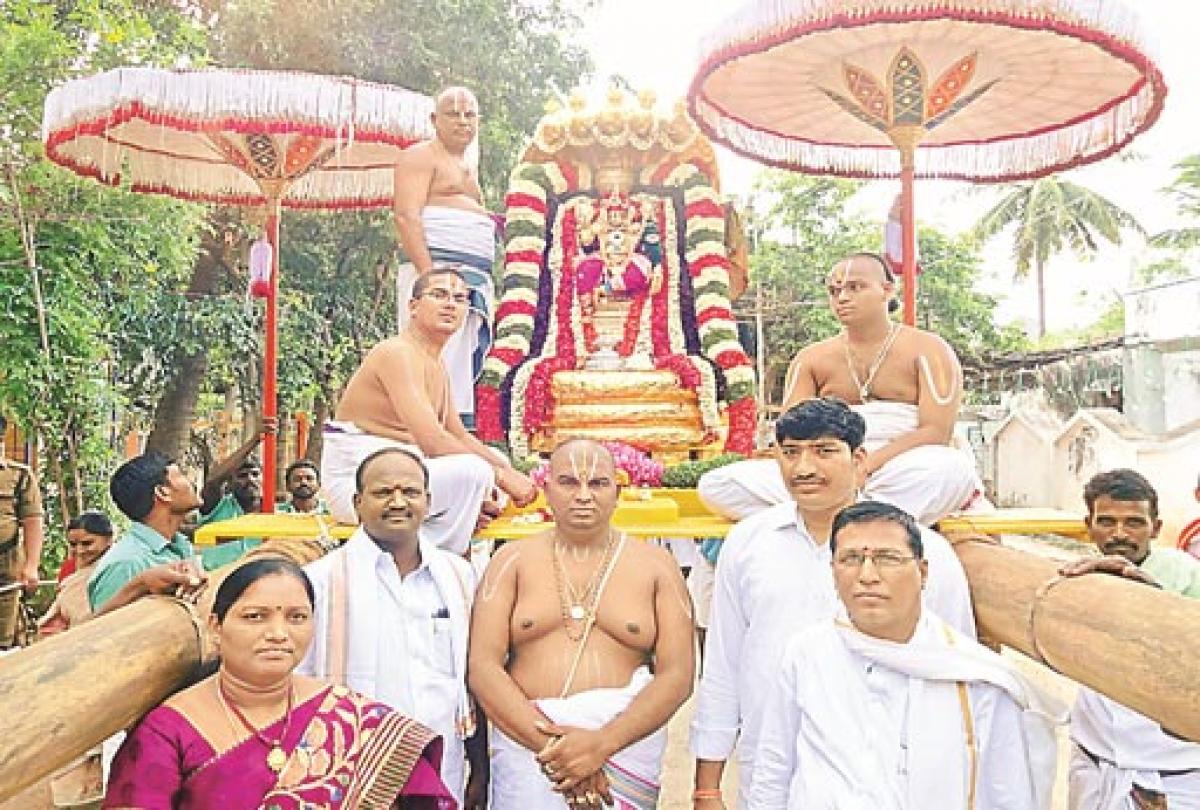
745, 171, 1023, 406
971, 175, 1144, 338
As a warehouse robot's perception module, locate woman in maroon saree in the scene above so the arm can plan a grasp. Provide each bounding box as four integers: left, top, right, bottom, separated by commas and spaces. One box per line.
105, 558, 454, 809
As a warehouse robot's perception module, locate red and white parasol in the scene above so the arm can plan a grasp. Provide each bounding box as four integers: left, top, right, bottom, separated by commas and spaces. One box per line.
43, 67, 434, 510
689, 0, 1166, 323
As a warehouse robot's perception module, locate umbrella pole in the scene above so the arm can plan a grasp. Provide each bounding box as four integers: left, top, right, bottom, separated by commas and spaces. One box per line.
899, 145, 917, 327
262, 194, 282, 513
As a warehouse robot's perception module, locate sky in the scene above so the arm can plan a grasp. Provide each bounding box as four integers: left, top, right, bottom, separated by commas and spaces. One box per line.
578, 0, 1200, 334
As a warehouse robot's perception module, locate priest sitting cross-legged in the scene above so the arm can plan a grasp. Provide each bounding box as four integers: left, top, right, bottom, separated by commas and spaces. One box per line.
699, 252, 986, 527
320, 265, 537, 555
747, 500, 1065, 810
468, 439, 696, 810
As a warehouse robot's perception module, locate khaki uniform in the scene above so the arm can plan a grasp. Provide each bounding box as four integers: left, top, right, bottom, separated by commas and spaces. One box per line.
0, 458, 43, 647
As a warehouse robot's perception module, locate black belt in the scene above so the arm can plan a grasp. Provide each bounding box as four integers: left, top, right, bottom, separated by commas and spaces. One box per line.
1079, 742, 1197, 778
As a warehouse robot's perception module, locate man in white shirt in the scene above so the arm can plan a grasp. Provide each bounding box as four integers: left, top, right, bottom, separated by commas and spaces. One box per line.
690, 397, 975, 808
1063, 469, 1200, 809
299, 447, 485, 807
748, 501, 1063, 809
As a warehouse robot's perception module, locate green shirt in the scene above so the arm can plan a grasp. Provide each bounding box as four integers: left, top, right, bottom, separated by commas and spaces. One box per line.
1142, 547, 1200, 599
195, 493, 262, 565
277, 498, 330, 515
88, 522, 194, 611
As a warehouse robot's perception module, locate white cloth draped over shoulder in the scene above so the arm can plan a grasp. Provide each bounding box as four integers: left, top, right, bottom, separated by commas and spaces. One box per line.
689, 502, 975, 806
318, 420, 494, 555
396, 206, 496, 423
298, 528, 476, 803
489, 667, 664, 810
747, 612, 1065, 810
697, 402, 985, 526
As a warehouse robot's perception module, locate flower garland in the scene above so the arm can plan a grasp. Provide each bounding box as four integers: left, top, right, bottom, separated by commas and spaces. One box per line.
478, 151, 757, 455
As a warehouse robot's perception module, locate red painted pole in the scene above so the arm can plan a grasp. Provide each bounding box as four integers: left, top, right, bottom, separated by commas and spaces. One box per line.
901, 156, 917, 327
262, 198, 281, 513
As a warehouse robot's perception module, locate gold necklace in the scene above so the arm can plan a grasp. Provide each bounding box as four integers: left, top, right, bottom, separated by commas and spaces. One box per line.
844, 322, 901, 402
552, 533, 618, 639
216, 678, 294, 773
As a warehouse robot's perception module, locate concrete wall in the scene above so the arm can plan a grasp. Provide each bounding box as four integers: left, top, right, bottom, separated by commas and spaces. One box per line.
1124, 276, 1200, 434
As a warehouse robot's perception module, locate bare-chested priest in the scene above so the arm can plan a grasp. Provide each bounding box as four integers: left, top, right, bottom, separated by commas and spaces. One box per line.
321, 266, 536, 554
469, 439, 695, 809
701, 252, 985, 526
394, 85, 494, 428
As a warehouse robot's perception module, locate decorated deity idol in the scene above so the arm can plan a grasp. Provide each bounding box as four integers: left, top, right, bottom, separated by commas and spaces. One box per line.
575, 191, 663, 313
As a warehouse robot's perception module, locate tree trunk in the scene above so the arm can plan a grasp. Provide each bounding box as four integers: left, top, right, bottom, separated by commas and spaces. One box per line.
146, 213, 244, 457
1035, 256, 1047, 339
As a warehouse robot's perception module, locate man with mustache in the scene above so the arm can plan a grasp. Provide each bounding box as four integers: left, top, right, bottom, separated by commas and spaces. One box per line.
278, 459, 327, 514
748, 501, 1064, 809
300, 447, 487, 808
1064, 468, 1200, 809
698, 252, 985, 527
690, 398, 974, 808
394, 86, 494, 428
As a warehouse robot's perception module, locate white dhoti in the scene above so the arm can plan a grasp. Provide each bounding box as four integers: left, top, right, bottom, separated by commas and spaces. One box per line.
698, 402, 984, 526
490, 668, 664, 809
1069, 687, 1200, 809
397, 206, 496, 426
319, 421, 493, 555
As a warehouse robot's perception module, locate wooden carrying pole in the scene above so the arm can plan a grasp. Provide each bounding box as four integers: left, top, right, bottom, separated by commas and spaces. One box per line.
953, 538, 1200, 741
0, 597, 204, 801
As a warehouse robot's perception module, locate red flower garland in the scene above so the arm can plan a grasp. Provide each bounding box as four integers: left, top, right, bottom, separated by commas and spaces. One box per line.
523, 207, 580, 434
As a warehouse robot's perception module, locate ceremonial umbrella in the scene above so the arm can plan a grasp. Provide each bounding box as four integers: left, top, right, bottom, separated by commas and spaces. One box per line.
43, 67, 433, 510
689, 0, 1166, 324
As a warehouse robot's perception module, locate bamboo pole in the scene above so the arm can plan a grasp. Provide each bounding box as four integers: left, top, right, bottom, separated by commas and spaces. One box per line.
0, 597, 204, 801
953, 537, 1200, 741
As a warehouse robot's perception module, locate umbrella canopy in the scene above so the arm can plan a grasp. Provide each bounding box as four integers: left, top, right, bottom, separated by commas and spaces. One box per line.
689, 0, 1165, 181
44, 67, 433, 207
43, 67, 434, 510
689, 0, 1166, 324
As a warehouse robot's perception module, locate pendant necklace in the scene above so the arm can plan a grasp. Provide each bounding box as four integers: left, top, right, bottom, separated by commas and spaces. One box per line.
844, 322, 901, 402
217, 678, 295, 773
552, 532, 618, 639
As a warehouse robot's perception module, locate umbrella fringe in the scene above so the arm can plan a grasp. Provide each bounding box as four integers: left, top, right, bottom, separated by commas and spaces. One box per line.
694, 76, 1158, 183
42, 67, 435, 207
691, 0, 1163, 183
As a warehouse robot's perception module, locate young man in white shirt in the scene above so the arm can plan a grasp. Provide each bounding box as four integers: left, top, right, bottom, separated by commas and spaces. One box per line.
690, 397, 975, 808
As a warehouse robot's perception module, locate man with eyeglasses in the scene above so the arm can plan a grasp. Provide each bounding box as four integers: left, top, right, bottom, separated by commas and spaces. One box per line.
691, 398, 974, 808
394, 86, 495, 428
322, 266, 537, 554
747, 501, 1063, 809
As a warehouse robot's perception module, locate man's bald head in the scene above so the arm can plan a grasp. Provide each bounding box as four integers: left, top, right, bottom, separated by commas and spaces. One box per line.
431, 86, 479, 153
435, 86, 478, 114
827, 252, 899, 318
544, 439, 619, 533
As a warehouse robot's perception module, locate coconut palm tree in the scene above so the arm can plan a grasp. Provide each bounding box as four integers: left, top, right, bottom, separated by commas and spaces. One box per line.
972, 176, 1144, 338
1150, 154, 1200, 251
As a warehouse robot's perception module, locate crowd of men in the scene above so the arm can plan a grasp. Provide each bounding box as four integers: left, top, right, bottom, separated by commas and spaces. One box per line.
1, 83, 1199, 809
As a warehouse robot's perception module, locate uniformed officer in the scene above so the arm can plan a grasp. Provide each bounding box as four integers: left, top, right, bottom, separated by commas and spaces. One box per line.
0, 415, 46, 648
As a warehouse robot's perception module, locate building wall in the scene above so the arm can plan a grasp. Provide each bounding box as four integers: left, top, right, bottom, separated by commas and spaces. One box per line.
1125, 276, 1200, 434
